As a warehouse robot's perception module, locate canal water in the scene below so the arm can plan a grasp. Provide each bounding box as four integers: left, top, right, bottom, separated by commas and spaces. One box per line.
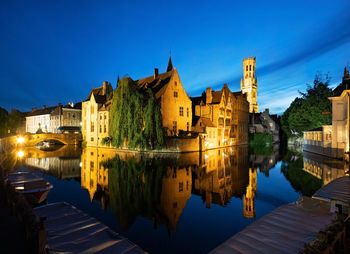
1, 144, 346, 253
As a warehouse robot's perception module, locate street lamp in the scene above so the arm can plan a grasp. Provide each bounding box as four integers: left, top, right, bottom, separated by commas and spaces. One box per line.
17, 150, 24, 158
17, 136, 24, 144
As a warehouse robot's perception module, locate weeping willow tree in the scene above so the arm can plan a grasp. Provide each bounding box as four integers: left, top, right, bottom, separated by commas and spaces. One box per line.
103, 155, 166, 230
109, 77, 164, 150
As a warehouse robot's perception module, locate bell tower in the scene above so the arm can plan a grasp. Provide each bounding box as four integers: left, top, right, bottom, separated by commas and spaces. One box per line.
241, 57, 258, 113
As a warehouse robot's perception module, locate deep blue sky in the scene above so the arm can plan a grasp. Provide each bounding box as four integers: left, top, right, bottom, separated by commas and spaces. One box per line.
1, 0, 350, 114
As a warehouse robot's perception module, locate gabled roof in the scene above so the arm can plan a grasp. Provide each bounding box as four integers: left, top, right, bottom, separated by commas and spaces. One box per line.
86, 84, 113, 104
99, 99, 112, 111
211, 91, 223, 104
136, 70, 174, 99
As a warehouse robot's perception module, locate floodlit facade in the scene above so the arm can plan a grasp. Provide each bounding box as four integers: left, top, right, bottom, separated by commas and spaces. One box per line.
241, 57, 258, 113
191, 84, 249, 149
82, 81, 113, 146
136, 57, 192, 135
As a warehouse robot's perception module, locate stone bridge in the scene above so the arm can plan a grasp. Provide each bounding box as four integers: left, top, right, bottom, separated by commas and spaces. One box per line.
0, 133, 82, 149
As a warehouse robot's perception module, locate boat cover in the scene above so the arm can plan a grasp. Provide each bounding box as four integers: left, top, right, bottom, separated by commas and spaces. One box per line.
34, 202, 146, 254
7, 168, 52, 193
210, 200, 335, 254
313, 176, 350, 204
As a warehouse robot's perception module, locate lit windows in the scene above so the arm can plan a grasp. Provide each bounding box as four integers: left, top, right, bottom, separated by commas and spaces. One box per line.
179, 107, 184, 116
179, 182, 183, 192
91, 121, 94, 132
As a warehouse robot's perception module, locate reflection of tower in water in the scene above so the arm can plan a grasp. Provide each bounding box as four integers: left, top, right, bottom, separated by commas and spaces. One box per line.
243, 168, 257, 218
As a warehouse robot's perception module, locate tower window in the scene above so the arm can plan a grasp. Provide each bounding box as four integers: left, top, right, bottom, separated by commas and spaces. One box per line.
249, 65, 252, 71
246, 66, 248, 71
174, 91, 178, 98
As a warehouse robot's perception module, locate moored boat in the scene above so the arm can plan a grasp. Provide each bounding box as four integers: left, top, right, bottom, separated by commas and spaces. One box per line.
6, 168, 53, 205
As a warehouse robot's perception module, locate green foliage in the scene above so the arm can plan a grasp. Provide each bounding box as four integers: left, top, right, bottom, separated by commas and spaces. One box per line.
0, 107, 9, 137
281, 74, 332, 137
109, 77, 164, 150
280, 150, 322, 196
103, 155, 166, 230
249, 134, 273, 155
101, 136, 112, 145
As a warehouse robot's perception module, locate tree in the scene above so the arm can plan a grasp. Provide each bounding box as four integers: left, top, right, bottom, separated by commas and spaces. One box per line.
108, 77, 164, 150
0, 107, 9, 137
7, 109, 24, 134
281, 74, 332, 137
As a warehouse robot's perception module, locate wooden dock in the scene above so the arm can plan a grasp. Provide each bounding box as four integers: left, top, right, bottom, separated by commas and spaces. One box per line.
34, 202, 145, 253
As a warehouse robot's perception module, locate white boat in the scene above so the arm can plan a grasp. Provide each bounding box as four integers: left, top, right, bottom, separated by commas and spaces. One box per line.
6, 168, 53, 205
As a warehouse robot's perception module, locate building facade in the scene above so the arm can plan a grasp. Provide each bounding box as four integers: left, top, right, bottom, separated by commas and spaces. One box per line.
50, 102, 82, 133
191, 84, 249, 149
25, 103, 82, 134
136, 57, 192, 135
241, 57, 258, 113
82, 81, 113, 146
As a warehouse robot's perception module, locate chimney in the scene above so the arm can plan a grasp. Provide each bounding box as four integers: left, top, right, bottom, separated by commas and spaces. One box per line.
206, 88, 212, 104
154, 68, 159, 78
58, 103, 62, 107
103, 81, 108, 96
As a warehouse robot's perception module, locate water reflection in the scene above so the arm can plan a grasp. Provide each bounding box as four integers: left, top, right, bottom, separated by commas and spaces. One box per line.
79, 146, 268, 232
3, 143, 347, 244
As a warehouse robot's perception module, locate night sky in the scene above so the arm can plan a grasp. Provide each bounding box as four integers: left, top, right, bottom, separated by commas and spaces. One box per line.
1, 0, 350, 114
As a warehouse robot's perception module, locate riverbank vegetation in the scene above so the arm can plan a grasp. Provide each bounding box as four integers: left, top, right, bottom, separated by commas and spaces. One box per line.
280, 74, 332, 138
108, 77, 164, 150
249, 133, 273, 155
0, 107, 24, 137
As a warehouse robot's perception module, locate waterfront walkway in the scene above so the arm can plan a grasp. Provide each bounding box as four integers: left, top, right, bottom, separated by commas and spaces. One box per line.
210, 198, 335, 254
34, 202, 146, 253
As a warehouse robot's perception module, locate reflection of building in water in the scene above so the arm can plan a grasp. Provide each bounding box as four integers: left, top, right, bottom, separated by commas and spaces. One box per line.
193, 147, 249, 208
25, 156, 81, 179
81, 147, 117, 209
243, 168, 257, 218
158, 166, 192, 230
303, 152, 345, 185
250, 144, 281, 177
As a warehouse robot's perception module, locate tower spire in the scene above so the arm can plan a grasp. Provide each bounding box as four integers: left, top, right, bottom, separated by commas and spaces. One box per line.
116, 73, 120, 89
167, 52, 173, 72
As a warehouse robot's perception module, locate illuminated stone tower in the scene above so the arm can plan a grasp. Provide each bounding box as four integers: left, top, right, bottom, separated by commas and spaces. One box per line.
241, 57, 258, 113
243, 168, 257, 218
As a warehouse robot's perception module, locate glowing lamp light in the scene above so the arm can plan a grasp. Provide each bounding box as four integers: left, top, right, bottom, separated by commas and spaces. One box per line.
80, 122, 83, 126
17, 150, 24, 158
17, 136, 25, 144
79, 162, 83, 167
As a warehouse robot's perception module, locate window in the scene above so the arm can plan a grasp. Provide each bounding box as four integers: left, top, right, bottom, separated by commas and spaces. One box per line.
179, 182, 183, 192
104, 113, 106, 120
249, 65, 251, 71
100, 115, 102, 120
187, 122, 189, 131
90, 161, 94, 170
100, 125, 102, 133
179, 107, 184, 116
91, 121, 94, 132
174, 81, 177, 86
104, 124, 106, 133
246, 66, 248, 71
174, 91, 178, 98
91, 137, 94, 142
